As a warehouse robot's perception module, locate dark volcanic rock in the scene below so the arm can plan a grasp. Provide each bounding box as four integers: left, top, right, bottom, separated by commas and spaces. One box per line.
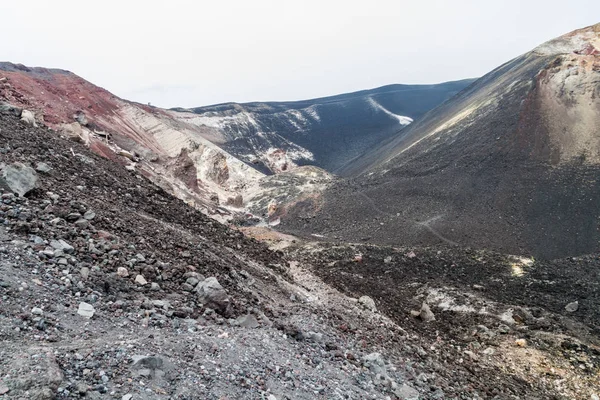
172, 81, 475, 174
281, 23, 600, 259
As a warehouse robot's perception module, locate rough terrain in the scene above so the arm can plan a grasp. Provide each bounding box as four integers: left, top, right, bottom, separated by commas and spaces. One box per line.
172, 81, 474, 174
280, 23, 600, 259
2, 111, 599, 399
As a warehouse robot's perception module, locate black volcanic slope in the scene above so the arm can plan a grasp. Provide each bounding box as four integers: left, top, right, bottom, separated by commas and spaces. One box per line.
172, 81, 475, 174
280, 23, 600, 259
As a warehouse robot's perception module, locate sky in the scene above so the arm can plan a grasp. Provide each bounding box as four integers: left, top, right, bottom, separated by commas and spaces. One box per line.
1, 0, 599, 108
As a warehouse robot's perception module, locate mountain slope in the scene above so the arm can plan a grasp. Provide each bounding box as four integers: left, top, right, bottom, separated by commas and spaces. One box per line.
0, 62, 268, 217
1, 110, 599, 399
171, 81, 475, 174
280, 23, 600, 259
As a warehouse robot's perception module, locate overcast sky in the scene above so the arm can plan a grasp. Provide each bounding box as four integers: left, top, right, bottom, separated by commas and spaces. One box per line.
1, 1, 598, 108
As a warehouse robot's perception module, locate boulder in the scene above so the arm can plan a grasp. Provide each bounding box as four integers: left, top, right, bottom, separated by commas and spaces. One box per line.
418, 302, 435, 322
194, 277, 230, 314
358, 295, 377, 312
20, 109, 37, 127
0, 102, 22, 116
0, 163, 39, 197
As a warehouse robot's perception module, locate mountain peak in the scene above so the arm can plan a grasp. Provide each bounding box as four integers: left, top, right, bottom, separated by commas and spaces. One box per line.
534, 22, 600, 56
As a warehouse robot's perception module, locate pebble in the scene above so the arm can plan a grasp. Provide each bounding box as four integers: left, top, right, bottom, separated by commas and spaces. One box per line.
78, 302, 95, 319
135, 275, 147, 285
80, 267, 90, 280
122, 395, 133, 400
83, 210, 96, 220
117, 267, 129, 277
565, 301, 579, 313
31, 307, 43, 315
515, 338, 527, 347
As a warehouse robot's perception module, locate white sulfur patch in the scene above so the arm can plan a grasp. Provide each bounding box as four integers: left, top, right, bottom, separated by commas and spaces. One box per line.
367, 97, 413, 125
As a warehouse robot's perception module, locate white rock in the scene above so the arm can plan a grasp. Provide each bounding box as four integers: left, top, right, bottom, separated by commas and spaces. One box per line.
419, 302, 435, 322
31, 307, 43, 315
135, 274, 147, 285
565, 301, 579, 312
20, 109, 37, 127
117, 267, 129, 277
358, 295, 377, 311
77, 302, 95, 319
122, 394, 133, 400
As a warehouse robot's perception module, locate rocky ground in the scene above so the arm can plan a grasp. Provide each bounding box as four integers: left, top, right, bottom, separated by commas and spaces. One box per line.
0, 111, 599, 400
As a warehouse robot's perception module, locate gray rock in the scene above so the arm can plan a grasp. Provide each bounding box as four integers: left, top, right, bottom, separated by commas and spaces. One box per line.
122, 394, 133, 400
117, 267, 129, 277
77, 302, 95, 319
80, 267, 90, 280
194, 277, 230, 314
0, 162, 39, 197
74, 219, 89, 228
50, 239, 74, 254
0, 102, 22, 116
565, 301, 579, 313
150, 282, 161, 291
358, 295, 377, 312
35, 162, 52, 173
419, 302, 435, 322
394, 383, 420, 400
234, 314, 259, 328
31, 307, 44, 315
186, 277, 200, 287
362, 352, 387, 376
83, 210, 96, 220
131, 355, 171, 379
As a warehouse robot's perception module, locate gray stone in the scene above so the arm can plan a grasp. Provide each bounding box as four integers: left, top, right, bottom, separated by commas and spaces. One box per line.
363, 352, 387, 376
77, 302, 95, 319
50, 239, 74, 254
194, 277, 230, 314
122, 395, 133, 400
150, 282, 161, 291
117, 267, 129, 277
35, 162, 52, 173
80, 267, 90, 280
74, 219, 89, 228
131, 355, 171, 379
419, 302, 435, 322
83, 210, 96, 220
0, 162, 39, 197
358, 295, 377, 312
0, 102, 22, 116
234, 314, 259, 328
565, 301, 579, 313
394, 383, 420, 400
31, 307, 43, 315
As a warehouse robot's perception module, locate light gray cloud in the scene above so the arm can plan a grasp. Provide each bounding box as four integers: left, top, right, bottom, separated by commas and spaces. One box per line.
0, 0, 598, 108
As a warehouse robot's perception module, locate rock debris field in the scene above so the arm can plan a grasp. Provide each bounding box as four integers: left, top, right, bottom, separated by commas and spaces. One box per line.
0, 111, 599, 399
